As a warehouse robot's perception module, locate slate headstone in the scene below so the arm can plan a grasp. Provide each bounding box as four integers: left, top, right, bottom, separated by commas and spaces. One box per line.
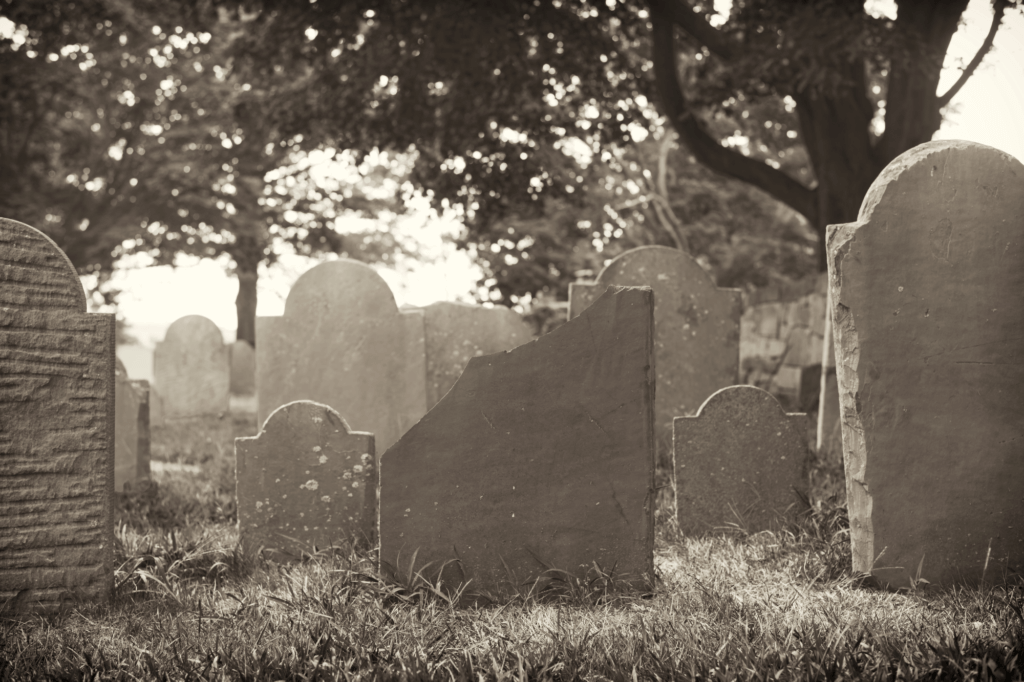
0, 217, 115, 614
229, 339, 255, 396
114, 358, 150, 492
674, 386, 808, 535
421, 301, 533, 407
569, 246, 741, 460
236, 401, 376, 558
153, 315, 229, 424
828, 140, 1024, 588
257, 260, 427, 456
380, 286, 655, 600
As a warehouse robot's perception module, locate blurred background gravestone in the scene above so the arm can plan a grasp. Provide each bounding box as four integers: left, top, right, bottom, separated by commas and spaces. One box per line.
114, 358, 150, 492
0, 218, 114, 614
152, 314, 229, 424
829, 140, 1024, 589
229, 339, 255, 396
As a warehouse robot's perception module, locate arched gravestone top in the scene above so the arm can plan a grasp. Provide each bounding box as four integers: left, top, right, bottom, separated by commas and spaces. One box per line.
0, 218, 86, 311
828, 140, 1024, 589
163, 314, 225, 348
674, 385, 808, 535
256, 260, 427, 454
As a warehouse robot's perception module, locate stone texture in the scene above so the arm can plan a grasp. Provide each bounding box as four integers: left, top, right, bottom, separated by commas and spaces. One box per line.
0, 218, 114, 614
153, 315, 229, 425
229, 340, 256, 396
674, 386, 809, 535
570, 246, 741, 461
421, 302, 533, 407
380, 286, 655, 600
257, 260, 427, 456
815, 285, 842, 466
114, 358, 150, 492
236, 401, 376, 558
828, 140, 1024, 588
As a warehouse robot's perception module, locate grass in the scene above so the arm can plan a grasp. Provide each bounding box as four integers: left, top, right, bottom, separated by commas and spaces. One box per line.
2, 414, 1022, 680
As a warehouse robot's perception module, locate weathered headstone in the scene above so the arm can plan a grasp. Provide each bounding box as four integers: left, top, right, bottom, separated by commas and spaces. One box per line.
828, 140, 1024, 588
815, 298, 842, 467
152, 315, 229, 424
421, 301, 533, 408
236, 401, 375, 557
257, 260, 427, 455
114, 358, 151, 492
569, 246, 741, 462
0, 217, 115, 614
674, 386, 808, 535
229, 339, 255, 396
380, 286, 655, 599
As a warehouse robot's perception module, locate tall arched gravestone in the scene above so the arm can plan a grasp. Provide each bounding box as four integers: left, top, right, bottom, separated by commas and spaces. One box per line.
153, 315, 229, 424
421, 302, 534, 408
236, 401, 376, 558
828, 140, 1024, 589
570, 246, 741, 466
114, 358, 150, 492
674, 386, 808, 535
256, 260, 427, 455
381, 286, 655, 600
0, 218, 115, 614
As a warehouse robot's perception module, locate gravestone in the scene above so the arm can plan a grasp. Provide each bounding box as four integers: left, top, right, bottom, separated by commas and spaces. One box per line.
257, 260, 427, 456
828, 140, 1024, 588
421, 301, 533, 407
674, 386, 808, 535
229, 339, 255, 396
114, 358, 151, 492
236, 401, 375, 557
0, 217, 115, 614
815, 299, 842, 466
569, 246, 741, 463
152, 315, 229, 424
380, 286, 655, 600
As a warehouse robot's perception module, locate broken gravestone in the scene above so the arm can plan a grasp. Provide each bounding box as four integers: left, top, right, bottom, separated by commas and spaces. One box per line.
380, 286, 655, 600
828, 140, 1024, 588
0, 217, 115, 614
674, 386, 808, 535
114, 358, 150, 492
421, 301, 534, 408
229, 339, 255, 396
257, 260, 427, 455
236, 401, 376, 558
569, 246, 741, 468
152, 315, 229, 424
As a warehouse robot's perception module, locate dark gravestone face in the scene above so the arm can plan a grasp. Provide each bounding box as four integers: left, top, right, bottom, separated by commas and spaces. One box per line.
380, 286, 656, 601
0, 218, 115, 614
828, 140, 1024, 588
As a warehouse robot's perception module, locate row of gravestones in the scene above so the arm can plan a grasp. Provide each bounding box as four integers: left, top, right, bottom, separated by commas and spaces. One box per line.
1, 140, 1021, 613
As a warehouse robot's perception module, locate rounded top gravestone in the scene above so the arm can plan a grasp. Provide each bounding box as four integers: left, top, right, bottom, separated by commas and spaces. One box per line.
154, 314, 229, 421
0, 217, 86, 311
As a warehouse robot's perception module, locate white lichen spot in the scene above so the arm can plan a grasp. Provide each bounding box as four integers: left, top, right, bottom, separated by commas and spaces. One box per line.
360, 453, 372, 465
898, 286, 904, 292
255, 501, 263, 510
300, 479, 319, 491
351, 480, 360, 489
321, 495, 331, 503
353, 464, 363, 474
319, 455, 328, 465
300, 512, 304, 518
312, 416, 323, 423
313, 445, 322, 452
275, 478, 280, 483
343, 471, 352, 480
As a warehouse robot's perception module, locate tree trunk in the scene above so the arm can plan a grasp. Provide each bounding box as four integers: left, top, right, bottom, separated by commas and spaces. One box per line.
235, 268, 258, 347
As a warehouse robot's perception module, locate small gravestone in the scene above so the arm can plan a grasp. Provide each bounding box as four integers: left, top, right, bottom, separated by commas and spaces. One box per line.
114, 358, 151, 492
569, 246, 741, 461
828, 140, 1024, 588
257, 260, 427, 455
815, 289, 842, 466
421, 301, 533, 407
380, 286, 655, 600
0, 218, 115, 614
236, 401, 376, 557
153, 315, 229, 424
674, 386, 808, 535
229, 339, 255, 396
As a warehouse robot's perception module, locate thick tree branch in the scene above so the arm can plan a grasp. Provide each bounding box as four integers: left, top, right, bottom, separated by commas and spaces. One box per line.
936, 0, 1009, 107
649, 0, 739, 62
649, 2, 818, 225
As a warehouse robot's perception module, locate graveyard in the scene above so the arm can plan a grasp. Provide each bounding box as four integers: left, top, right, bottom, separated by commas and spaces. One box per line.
0, 140, 1021, 678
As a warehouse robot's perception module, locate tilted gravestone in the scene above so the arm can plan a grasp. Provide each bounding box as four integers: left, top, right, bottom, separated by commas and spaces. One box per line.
152, 315, 229, 424
421, 301, 533, 408
114, 358, 150, 492
229, 339, 255, 396
0, 218, 115, 614
257, 260, 427, 456
380, 286, 655, 600
569, 246, 741, 465
674, 386, 808, 535
236, 401, 376, 558
828, 140, 1024, 588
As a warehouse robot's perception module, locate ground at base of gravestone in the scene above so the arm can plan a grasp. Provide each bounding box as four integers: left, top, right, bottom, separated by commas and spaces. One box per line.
1, 418, 1022, 681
